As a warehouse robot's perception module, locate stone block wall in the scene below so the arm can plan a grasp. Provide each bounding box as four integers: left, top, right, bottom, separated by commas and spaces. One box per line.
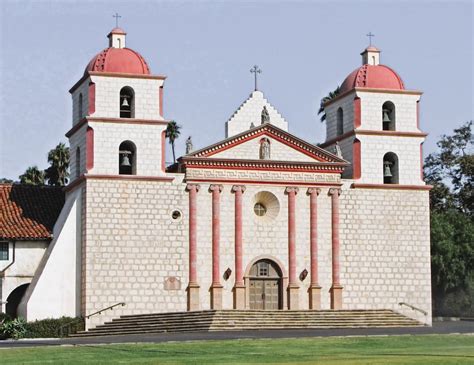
325, 92, 355, 141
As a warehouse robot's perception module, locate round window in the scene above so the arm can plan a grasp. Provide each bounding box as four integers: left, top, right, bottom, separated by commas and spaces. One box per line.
254, 203, 267, 217
171, 210, 182, 220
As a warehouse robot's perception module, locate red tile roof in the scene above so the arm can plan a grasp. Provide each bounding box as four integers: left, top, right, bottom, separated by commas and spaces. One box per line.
0, 184, 65, 240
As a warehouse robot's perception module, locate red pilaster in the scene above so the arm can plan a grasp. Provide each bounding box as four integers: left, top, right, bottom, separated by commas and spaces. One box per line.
159, 86, 164, 117
186, 183, 200, 310
307, 187, 321, 309
86, 127, 94, 172
231, 185, 246, 309
88, 82, 96, 115
285, 186, 299, 309
353, 96, 361, 128
329, 188, 343, 309
161, 130, 166, 172
209, 184, 223, 285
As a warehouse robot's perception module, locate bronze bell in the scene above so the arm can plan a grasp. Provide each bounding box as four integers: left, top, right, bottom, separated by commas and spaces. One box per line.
120, 153, 131, 167
383, 109, 391, 122
121, 97, 129, 107
383, 161, 393, 177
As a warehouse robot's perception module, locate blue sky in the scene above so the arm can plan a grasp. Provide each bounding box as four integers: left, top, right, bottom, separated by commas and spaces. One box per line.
0, 0, 472, 180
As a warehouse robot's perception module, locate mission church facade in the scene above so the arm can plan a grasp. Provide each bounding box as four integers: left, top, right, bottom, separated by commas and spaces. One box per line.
9, 28, 431, 329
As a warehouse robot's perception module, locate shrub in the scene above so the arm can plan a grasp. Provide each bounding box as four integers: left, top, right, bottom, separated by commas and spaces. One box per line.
1, 317, 27, 339
24, 316, 84, 338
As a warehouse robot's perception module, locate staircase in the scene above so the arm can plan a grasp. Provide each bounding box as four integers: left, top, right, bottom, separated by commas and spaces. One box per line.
70, 309, 423, 337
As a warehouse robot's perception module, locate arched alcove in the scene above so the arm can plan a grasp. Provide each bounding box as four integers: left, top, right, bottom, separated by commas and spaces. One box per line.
120, 86, 135, 118
383, 152, 399, 184
119, 140, 137, 175
336, 107, 344, 136
382, 101, 396, 131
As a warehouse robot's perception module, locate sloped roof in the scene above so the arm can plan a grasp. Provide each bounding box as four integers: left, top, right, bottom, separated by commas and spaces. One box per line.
0, 184, 65, 240
186, 123, 347, 164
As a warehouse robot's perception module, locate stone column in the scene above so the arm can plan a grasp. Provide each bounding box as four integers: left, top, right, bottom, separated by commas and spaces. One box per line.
186, 183, 200, 311
285, 187, 299, 309
209, 184, 223, 309
231, 185, 246, 309
329, 188, 343, 310
307, 187, 322, 309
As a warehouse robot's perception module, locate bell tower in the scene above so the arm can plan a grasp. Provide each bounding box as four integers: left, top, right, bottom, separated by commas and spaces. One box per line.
320, 45, 427, 187
67, 27, 168, 180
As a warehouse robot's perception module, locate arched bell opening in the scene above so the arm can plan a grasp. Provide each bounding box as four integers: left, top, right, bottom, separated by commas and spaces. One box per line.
382, 101, 396, 131
78, 93, 83, 120
119, 140, 137, 175
6, 283, 29, 319
75, 147, 81, 179
383, 152, 399, 184
120, 86, 135, 118
247, 259, 283, 310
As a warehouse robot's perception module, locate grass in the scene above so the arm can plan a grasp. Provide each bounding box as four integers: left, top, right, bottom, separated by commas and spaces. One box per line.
0, 334, 473, 364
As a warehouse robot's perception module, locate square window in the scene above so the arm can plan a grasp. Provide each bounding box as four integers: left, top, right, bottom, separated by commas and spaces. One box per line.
0, 242, 9, 261
258, 262, 269, 277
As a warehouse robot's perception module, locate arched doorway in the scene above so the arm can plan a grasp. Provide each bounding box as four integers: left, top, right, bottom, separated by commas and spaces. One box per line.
249, 259, 282, 310
6, 283, 29, 318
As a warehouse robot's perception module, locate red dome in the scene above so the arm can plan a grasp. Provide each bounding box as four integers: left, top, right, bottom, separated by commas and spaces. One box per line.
85, 47, 150, 75
340, 64, 405, 94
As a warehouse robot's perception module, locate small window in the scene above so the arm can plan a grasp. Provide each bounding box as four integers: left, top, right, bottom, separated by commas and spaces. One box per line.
78, 93, 83, 119
75, 147, 80, 179
336, 107, 344, 136
383, 152, 399, 184
120, 86, 135, 118
254, 203, 267, 217
119, 140, 137, 175
171, 210, 182, 220
382, 101, 396, 131
0, 242, 9, 260
258, 262, 269, 277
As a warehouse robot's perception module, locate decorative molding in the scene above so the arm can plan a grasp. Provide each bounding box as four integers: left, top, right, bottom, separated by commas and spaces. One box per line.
185, 168, 341, 184
285, 187, 299, 195
66, 117, 168, 138
209, 184, 224, 193
351, 183, 432, 191
319, 129, 427, 148
186, 183, 201, 193
64, 174, 174, 192
188, 178, 342, 188
306, 187, 321, 196
187, 123, 346, 164
328, 188, 342, 196
323, 87, 422, 108
231, 185, 246, 194
182, 158, 346, 173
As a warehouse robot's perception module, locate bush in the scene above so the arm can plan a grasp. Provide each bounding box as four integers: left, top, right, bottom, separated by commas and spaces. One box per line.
24, 316, 84, 338
0, 317, 27, 339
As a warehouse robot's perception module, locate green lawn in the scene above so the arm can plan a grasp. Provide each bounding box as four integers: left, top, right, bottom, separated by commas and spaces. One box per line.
1, 334, 473, 364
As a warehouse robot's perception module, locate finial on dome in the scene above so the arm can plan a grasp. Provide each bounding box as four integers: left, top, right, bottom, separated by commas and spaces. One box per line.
108, 27, 127, 49
361, 45, 380, 66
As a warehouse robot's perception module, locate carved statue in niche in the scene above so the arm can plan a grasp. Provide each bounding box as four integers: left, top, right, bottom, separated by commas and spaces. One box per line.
261, 106, 270, 124
185, 136, 193, 154
334, 141, 343, 158
260, 138, 271, 159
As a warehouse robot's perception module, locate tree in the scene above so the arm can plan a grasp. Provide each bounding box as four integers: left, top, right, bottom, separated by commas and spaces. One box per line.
19, 166, 45, 185
317, 86, 341, 123
165, 120, 182, 164
424, 120, 473, 214
0, 178, 14, 184
44, 142, 70, 186
424, 121, 474, 316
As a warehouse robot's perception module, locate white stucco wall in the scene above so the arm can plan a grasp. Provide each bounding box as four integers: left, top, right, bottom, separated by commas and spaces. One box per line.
90, 75, 164, 120
226, 91, 288, 138
86, 121, 166, 176
0, 241, 48, 314
18, 188, 82, 321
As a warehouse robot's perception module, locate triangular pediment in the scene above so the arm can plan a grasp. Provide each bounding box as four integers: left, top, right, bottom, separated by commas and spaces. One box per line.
185, 123, 347, 164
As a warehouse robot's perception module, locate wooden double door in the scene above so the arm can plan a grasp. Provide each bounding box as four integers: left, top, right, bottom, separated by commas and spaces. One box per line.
249, 279, 281, 310
249, 259, 282, 310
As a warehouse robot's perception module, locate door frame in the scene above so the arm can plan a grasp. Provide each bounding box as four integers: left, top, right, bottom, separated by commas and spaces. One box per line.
244, 255, 288, 310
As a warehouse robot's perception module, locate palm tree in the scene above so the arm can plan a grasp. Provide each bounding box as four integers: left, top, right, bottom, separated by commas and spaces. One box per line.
19, 166, 45, 185
45, 142, 70, 186
165, 120, 182, 163
317, 86, 341, 122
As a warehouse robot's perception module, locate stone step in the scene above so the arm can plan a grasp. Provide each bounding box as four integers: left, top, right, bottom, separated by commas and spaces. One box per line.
71, 309, 423, 337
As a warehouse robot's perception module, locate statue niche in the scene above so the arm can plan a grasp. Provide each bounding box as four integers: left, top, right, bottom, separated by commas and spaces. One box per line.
259, 138, 271, 160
